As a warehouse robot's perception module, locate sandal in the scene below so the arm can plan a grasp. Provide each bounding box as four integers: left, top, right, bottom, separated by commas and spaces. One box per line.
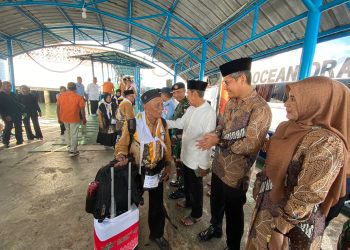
177, 199, 191, 208
181, 215, 201, 226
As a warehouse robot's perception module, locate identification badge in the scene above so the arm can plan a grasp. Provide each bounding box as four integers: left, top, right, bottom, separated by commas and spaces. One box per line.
143, 174, 160, 189
111, 118, 117, 125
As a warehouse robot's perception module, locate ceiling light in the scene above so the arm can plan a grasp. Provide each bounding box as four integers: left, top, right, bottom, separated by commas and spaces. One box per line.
82, 8, 87, 19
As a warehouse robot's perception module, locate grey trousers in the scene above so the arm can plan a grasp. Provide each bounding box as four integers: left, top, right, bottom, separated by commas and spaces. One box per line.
64, 122, 80, 153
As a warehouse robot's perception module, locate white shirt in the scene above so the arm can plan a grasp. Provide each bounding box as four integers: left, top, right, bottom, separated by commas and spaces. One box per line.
87, 83, 100, 101
167, 101, 216, 170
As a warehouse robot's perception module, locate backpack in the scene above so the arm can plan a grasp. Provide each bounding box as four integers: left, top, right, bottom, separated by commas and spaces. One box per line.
85, 119, 142, 222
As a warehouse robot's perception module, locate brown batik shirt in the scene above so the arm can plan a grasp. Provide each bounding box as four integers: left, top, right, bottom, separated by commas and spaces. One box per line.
212, 90, 272, 191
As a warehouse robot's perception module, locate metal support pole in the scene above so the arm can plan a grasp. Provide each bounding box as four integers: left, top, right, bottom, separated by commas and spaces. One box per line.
111, 64, 115, 84
199, 41, 207, 80
173, 63, 178, 84
91, 59, 95, 78
101, 62, 105, 82
299, 0, 322, 80
7, 39, 15, 91
107, 64, 110, 78
134, 66, 142, 112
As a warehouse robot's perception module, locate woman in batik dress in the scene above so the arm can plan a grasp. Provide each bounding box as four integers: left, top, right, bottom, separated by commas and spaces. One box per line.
246, 76, 349, 250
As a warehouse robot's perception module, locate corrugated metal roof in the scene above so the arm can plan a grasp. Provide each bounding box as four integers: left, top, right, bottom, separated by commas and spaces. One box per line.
71, 50, 154, 68
0, 0, 349, 79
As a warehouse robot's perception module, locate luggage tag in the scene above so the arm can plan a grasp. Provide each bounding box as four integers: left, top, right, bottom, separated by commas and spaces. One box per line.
143, 173, 160, 189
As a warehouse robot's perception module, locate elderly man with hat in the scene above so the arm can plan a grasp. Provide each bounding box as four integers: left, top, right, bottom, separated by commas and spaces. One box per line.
167, 80, 216, 226
161, 87, 175, 120
197, 58, 272, 249
114, 88, 172, 250
168, 82, 190, 199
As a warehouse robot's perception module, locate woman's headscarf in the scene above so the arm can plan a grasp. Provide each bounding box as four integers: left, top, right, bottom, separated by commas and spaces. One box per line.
100, 94, 113, 120
265, 76, 350, 215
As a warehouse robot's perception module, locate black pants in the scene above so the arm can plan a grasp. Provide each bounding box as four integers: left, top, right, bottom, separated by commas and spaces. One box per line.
23, 113, 43, 139
148, 181, 165, 238
183, 165, 203, 218
210, 173, 246, 250
90, 100, 99, 114
2, 117, 23, 144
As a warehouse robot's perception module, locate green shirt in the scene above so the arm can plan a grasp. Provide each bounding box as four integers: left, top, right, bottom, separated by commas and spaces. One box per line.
171, 96, 190, 158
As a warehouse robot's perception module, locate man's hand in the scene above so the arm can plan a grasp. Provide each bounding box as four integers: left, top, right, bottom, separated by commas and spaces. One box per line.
268, 231, 286, 250
38, 112, 42, 117
82, 117, 87, 125
197, 167, 208, 177
196, 133, 219, 150
114, 154, 128, 168
161, 165, 171, 181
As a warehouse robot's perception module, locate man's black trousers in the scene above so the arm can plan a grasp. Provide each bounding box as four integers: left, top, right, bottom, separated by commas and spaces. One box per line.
23, 113, 42, 139
2, 117, 23, 144
90, 100, 99, 115
183, 164, 203, 219
210, 173, 247, 250
147, 181, 165, 238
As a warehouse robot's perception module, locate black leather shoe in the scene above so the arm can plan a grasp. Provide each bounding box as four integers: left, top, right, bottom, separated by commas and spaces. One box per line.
198, 225, 222, 242
149, 236, 169, 250
168, 189, 185, 199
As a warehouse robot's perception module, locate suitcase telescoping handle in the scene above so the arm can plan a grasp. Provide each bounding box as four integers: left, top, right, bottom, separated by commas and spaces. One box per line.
110, 167, 116, 218
128, 161, 131, 211
110, 161, 132, 219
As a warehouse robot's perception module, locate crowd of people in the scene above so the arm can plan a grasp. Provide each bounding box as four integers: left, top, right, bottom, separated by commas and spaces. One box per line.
113, 57, 349, 250
55, 76, 137, 155
1, 56, 349, 250
0, 81, 43, 148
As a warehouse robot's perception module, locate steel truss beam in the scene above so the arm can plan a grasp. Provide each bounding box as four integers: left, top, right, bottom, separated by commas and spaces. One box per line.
8, 33, 175, 77
128, 0, 132, 52
178, 0, 350, 77
11, 25, 176, 64
0, 0, 203, 62
14, 5, 73, 45
151, 0, 179, 58
203, 24, 350, 77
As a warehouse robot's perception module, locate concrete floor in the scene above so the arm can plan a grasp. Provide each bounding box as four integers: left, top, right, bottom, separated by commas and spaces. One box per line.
0, 116, 347, 250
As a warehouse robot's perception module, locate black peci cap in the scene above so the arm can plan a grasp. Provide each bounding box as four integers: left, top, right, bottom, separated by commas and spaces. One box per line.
219, 57, 252, 77
187, 80, 208, 91
161, 87, 172, 95
141, 88, 161, 104
171, 82, 185, 91
124, 89, 134, 96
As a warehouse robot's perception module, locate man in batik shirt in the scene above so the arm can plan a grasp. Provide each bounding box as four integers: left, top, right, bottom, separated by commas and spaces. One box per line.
197, 57, 272, 250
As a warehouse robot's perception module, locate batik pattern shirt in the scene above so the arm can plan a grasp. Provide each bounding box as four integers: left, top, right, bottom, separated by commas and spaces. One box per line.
247, 128, 345, 249
212, 90, 272, 190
